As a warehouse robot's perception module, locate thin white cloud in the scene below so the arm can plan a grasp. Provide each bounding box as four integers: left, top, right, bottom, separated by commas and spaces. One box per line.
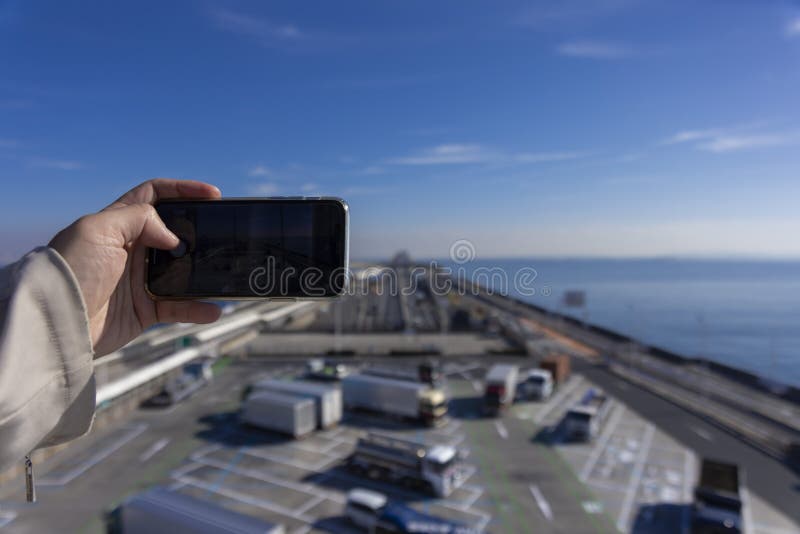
557, 41, 632, 59
387, 144, 587, 166
249, 182, 280, 196
700, 134, 793, 153
387, 144, 491, 165
663, 125, 797, 153
30, 158, 83, 170
786, 17, 800, 38
0, 138, 18, 149
248, 165, 271, 177
662, 128, 724, 145
301, 183, 318, 192
210, 8, 303, 46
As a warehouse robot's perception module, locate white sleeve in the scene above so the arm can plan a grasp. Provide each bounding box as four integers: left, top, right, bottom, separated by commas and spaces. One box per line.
0, 247, 96, 473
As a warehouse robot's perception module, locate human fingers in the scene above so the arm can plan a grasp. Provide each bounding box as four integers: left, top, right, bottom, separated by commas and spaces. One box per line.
98, 203, 180, 250
105, 178, 221, 210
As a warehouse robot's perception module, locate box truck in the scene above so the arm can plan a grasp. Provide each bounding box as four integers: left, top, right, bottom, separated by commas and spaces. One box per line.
540, 354, 571, 385
564, 388, 610, 441
483, 364, 519, 415
342, 374, 447, 426
248, 379, 342, 429
110, 486, 284, 534
241, 391, 317, 438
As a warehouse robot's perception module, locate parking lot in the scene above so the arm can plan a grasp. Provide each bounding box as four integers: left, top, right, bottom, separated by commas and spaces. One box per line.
499, 371, 800, 534
164, 412, 490, 533
2, 358, 799, 534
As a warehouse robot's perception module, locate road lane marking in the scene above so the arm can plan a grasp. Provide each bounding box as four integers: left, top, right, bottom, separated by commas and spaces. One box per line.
494, 420, 508, 439
579, 403, 625, 481
533, 375, 584, 424
529, 485, 553, 521
139, 438, 170, 462
616, 423, 656, 531
690, 426, 713, 441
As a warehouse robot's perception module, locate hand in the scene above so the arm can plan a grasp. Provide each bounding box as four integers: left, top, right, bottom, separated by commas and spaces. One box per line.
49, 179, 223, 356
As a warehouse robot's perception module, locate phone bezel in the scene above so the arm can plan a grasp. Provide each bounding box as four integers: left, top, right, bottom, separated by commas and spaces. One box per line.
144, 196, 350, 301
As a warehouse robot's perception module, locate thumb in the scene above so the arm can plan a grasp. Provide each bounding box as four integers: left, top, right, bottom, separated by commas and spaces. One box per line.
100, 203, 180, 250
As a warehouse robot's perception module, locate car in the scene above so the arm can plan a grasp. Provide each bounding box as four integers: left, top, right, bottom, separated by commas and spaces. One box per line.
345, 488, 387, 530
518, 369, 554, 400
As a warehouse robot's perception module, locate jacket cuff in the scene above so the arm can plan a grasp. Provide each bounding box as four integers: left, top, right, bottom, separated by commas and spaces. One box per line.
0, 247, 95, 458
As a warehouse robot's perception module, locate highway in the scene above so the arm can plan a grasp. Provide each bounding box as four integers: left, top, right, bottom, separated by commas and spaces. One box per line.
573, 358, 800, 524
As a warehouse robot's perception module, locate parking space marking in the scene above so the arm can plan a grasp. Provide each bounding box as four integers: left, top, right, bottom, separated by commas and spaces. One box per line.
534, 375, 584, 424
741, 487, 755, 534
0, 510, 16, 529
585, 479, 628, 494
682, 449, 694, 502
39, 423, 148, 486
178, 478, 314, 522
616, 423, 655, 531
189, 453, 338, 503
294, 494, 327, 516
455, 484, 483, 511
579, 403, 625, 481
529, 485, 553, 521
494, 421, 508, 439
243, 447, 336, 472
139, 438, 170, 462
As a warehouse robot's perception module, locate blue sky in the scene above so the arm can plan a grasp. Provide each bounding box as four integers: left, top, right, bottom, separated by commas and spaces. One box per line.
2, 0, 800, 262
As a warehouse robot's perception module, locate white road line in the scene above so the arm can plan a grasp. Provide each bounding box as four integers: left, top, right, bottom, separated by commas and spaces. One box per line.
534, 375, 583, 424
179, 477, 313, 522
579, 403, 626, 481
682, 450, 694, 502
294, 494, 327, 516
616, 424, 656, 531
529, 485, 554, 521
690, 426, 713, 441
139, 438, 170, 462
0, 511, 17, 529
494, 420, 508, 439
39, 423, 148, 486
191, 453, 344, 503
740, 487, 755, 534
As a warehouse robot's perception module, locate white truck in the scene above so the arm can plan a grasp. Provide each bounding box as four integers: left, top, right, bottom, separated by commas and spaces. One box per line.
564, 388, 610, 442
347, 433, 465, 497
483, 364, 519, 415
112, 486, 284, 533
240, 390, 317, 438
248, 378, 342, 429
342, 374, 447, 426
518, 368, 554, 401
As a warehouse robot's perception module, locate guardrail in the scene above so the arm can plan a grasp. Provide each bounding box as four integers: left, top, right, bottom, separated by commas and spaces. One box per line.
95, 301, 316, 406
610, 363, 794, 462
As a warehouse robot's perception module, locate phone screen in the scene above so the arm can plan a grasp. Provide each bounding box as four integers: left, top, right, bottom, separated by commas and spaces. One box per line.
146, 199, 348, 299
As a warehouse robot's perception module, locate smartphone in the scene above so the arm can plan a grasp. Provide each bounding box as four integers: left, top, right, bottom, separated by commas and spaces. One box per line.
145, 198, 349, 300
